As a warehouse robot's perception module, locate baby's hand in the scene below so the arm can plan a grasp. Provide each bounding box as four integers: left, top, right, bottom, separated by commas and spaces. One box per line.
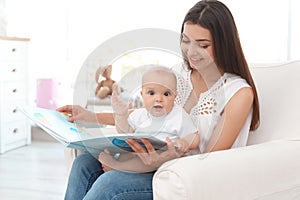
111, 84, 128, 115
174, 138, 190, 154
112, 83, 122, 95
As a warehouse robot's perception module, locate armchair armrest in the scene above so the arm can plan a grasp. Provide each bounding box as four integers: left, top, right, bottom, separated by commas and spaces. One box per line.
153, 140, 300, 200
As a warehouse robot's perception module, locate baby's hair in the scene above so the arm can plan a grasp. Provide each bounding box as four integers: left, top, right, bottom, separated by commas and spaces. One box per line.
142, 66, 177, 84
141, 66, 177, 95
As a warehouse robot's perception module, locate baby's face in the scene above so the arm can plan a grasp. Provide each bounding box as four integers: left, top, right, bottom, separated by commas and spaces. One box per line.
141, 83, 176, 117
141, 68, 177, 117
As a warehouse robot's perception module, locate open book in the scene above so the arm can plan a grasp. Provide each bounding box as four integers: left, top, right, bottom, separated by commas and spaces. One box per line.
18, 106, 167, 153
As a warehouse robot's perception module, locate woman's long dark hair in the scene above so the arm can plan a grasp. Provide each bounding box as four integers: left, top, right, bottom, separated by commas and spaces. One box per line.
181, 0, 259, 130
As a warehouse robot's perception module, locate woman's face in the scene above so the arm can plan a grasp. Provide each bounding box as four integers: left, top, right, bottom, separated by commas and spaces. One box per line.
181, 22, 215, 71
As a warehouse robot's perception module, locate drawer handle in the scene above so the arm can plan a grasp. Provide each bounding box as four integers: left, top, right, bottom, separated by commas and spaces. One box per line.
12, 108, 17, 113
12, 89, 17, 93
12, 68, 17, 73
13, 128, 18, 134
12, 48, 16, 52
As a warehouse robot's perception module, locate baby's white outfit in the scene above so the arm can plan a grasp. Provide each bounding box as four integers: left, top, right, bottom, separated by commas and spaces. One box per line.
128, 104, 197, 141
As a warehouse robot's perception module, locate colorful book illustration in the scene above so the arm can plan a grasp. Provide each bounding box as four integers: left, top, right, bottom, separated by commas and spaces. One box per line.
18, 106, 167, 153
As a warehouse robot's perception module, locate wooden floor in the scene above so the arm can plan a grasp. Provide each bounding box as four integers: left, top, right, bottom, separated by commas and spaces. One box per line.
0, 139, 68, 200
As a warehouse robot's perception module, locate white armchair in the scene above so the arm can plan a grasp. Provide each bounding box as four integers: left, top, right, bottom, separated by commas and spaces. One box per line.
153, 61, 300, 200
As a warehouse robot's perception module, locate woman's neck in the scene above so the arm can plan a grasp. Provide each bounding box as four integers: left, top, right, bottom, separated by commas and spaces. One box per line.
191, 66, 224, 89
184, 66, 225, 114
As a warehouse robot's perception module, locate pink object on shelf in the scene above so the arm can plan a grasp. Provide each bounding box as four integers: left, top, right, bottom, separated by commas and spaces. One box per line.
36, 79, 61, 110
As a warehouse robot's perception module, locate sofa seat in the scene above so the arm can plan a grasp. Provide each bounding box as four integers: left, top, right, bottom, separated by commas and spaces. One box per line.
154, 139, 300, 200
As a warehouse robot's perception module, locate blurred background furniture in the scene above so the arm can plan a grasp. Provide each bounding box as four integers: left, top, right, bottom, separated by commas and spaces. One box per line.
36, 78, 62, 110
0, 36, 31, 153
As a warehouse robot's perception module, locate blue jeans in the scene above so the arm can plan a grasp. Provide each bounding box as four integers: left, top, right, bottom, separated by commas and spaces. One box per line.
64, 153, 154, 200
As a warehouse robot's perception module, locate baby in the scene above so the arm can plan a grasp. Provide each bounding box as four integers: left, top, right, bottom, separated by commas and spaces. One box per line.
99, 67, 200, 172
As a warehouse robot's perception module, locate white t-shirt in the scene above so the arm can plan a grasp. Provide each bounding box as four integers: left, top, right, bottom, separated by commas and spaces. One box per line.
128, 104, 198, 141
172, 63, 253, 153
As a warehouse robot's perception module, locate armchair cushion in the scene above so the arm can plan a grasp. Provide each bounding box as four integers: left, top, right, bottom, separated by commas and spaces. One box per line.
248, 61, 300, 144
153, 140, 300, 200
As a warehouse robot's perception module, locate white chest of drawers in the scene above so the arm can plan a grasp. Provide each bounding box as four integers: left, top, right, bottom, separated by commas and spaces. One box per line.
0, 36, 31, 153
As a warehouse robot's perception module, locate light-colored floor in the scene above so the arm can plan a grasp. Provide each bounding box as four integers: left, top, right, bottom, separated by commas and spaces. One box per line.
0, 128, 69, 200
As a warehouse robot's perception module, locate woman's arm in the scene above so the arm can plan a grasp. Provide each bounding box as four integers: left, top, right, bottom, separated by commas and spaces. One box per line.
204, 87, 254, 153
99, 109, 134, 126
57, 105, 115, 125
96, 112, 115, 126
57, 105, 135, 126
100, 135, 195, 173
99, 151, 158, 173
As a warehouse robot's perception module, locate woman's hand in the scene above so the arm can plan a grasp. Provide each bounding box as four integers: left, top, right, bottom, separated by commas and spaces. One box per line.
126, 137, 182, 169
56, 105, 98, 124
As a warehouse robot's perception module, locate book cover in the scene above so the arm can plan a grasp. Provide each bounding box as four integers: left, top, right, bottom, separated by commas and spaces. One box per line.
18, 106, 167, 153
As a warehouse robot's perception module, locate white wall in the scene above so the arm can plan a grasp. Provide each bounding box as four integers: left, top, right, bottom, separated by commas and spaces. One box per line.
6, 0, 69, 105
0, 0, 6, 36
4, 0, 300, 105
225, 0, 289, 62
289, 0, 300, 60
5, 0, 197, 106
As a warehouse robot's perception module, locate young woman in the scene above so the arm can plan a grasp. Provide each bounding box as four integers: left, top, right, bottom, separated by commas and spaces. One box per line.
59, 1, 260, 199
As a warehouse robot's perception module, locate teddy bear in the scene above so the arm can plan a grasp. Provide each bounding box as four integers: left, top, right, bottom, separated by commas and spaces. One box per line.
94, 65, 116, 99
